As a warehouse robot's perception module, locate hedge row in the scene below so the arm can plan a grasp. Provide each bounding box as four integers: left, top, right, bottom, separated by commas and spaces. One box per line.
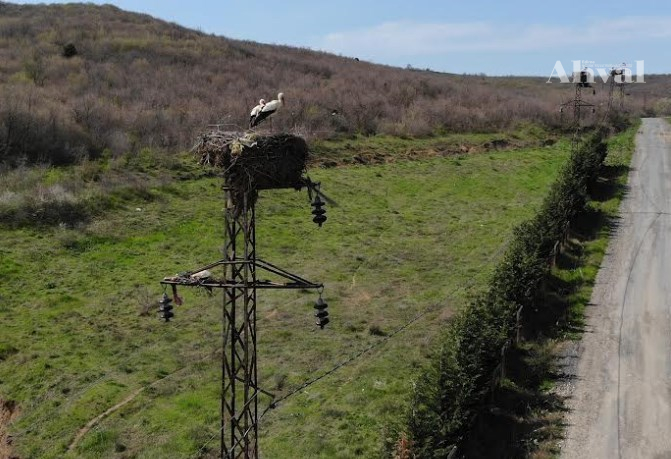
405, 128, 609, 457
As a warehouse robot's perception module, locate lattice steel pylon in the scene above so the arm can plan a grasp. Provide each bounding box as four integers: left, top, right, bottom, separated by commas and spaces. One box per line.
604, 68, 628, 120
606, 77, 616, 117
560, 71, 595, 145
618, 81, 626, 110
160, 179, 325, 458
221, 187, 259, 458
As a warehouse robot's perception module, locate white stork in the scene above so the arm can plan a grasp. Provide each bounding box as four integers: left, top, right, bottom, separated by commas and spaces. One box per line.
249, 99, 266, 128
250, 92, 284, 128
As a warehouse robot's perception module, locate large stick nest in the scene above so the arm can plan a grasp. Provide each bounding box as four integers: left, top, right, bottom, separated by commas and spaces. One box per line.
193, 131, 309, 211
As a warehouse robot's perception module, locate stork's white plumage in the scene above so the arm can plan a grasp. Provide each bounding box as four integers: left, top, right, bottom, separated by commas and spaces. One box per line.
249, 99, 266, 128
250, 92, 284, 128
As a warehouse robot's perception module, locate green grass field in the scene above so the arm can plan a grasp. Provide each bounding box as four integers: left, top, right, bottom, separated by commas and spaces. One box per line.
0, 137, 571, 458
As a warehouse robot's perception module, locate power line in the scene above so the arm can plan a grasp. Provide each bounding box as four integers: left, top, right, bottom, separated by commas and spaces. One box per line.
190, 240, 510, 458
261, 242, 510, 417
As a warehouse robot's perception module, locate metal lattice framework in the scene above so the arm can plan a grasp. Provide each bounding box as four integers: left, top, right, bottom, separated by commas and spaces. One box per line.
618, 81, 627, 110
605, 70, 628, 117
560, 84, 595, 130
160, 182, 323, 458
221, 189, 259, 458
560, 76, 596, 147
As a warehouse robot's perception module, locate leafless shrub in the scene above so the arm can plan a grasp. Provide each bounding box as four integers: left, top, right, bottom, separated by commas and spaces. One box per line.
0, 2, 660, 169
135, 285, 155, 316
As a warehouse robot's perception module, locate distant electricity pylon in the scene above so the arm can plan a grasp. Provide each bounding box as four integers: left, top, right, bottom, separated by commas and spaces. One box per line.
159, 132, 331, 458
605, 66, 629, 118
560, 70, 595, 144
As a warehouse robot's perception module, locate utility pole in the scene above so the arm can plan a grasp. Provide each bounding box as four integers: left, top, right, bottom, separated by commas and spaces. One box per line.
560, 70, 595, 146
159, 132, 329, 458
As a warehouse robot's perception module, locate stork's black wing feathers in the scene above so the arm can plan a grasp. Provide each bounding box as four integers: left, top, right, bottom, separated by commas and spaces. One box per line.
250, 108, 276, 127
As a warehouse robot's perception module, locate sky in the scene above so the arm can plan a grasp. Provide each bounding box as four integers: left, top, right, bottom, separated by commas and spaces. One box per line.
11, 0, 671, 76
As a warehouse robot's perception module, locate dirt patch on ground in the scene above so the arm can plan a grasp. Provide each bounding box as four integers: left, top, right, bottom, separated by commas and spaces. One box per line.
68, 367, 189, 453
0, 399, 20, 459
312, 137, 557, 168
68, 388, 144, 453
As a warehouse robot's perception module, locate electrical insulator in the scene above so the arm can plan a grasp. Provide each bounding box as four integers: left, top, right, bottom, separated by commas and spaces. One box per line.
314, 296, 329, 329
159, 293, 174, 322
580, 71, 588, 84
311, 195, 327, 227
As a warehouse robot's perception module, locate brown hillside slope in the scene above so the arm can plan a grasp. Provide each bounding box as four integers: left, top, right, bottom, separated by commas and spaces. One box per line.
0, 2, 557, 166
0, 2, 668, 167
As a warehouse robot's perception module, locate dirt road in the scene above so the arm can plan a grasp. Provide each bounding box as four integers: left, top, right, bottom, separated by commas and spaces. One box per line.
561, 118, 671, 458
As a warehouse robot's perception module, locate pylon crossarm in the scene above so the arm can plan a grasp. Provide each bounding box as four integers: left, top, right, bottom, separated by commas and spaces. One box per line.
161, 278, 321, 289
160, 258, 322, 290
254, 258, 318, 285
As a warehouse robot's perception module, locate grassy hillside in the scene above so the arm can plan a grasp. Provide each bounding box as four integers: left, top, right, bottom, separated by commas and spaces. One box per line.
0, 127, 555, 231
0, 137, 571, 458
0, 1, 574, 168
1, 2, 666, 170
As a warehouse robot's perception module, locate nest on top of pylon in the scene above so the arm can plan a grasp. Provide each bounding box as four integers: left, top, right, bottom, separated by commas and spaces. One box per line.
194, 131, 309, 211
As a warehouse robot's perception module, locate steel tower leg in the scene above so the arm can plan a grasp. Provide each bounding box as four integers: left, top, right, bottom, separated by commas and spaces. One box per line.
222, 187, 258, 459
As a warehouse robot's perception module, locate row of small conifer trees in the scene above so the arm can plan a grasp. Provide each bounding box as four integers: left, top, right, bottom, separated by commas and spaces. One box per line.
403, 128, 609, 457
